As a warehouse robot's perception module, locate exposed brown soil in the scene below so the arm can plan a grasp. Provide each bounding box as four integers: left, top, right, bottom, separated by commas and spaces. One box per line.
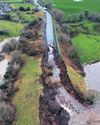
54, 49, 89, 105
56, 21, 84, 75
39, 45, 89, 125
39, 51, 70, 125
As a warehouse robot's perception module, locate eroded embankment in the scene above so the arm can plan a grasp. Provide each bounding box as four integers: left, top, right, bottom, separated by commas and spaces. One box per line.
39, 49, 70, 125
39, 45, 88, 125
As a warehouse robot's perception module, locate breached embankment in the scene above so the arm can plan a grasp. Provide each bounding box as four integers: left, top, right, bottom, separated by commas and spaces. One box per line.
39, 45, 88, 125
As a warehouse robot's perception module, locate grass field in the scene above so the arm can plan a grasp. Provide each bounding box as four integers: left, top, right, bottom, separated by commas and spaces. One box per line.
0, 10, 34, 41
13, 56, 42, 125
0, 20, 24, 41
0, 0, 23, 1
72, 34, 100, 63
9, 10, 34, 23
52, 0, 100, 15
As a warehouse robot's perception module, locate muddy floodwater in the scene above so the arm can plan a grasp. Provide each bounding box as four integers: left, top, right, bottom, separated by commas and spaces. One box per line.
84, 62, 100, 93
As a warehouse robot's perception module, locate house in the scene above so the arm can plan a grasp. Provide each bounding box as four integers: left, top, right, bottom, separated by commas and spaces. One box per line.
0, 2, 12, 14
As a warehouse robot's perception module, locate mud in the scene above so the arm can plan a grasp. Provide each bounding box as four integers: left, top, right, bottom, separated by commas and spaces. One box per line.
39, 50, 70, 125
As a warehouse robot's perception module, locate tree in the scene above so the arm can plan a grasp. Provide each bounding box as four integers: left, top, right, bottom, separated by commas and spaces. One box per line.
19, 6, 25, 11
45, 2, 52, 10
53, 9, 64, 23
4, 14, 12, 21
27, 6, 30, 11
84, 10, 89, 18
79, 13, 85, 21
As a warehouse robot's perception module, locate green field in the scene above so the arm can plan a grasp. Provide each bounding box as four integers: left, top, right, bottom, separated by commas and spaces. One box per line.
0, 0, 23, 1
51, 0, 100, 63
11, 3, 33, 9
9, 10, 34, 23
72, 34, 100, 63
0, 20, 24, 41
52, 0, 100, 15
0, 9, 34, 41
70, 21, 100, 63
13, 56, 42, 125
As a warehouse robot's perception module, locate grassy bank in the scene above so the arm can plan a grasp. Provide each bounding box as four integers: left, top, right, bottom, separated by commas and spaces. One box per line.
67, 65, 86, 95
13, 55, 42, 125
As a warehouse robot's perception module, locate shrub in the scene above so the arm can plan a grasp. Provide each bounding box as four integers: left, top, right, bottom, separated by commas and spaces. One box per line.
11, 51, 23, 65
4, 14, 12, 21
45, 2, 52, 10
2, 38, 22, 53
26, 17, 42, 29
19, 6, 25, 11
88, 12, 100, 22
58, 32, 71, 44
93, 24, 100, 33
62, 23, 71, 34
22, 30, 35, 39
67, 47, 79, 59
0, 29, 9, 35
19, 6, 31, 11
86, 94, 95, 105
52, 9, 64, 23
0, 102, 15, 125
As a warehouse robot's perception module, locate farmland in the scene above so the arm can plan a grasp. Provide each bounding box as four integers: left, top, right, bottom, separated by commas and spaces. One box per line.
52, 0, 100, 15
51, 0, 100, 64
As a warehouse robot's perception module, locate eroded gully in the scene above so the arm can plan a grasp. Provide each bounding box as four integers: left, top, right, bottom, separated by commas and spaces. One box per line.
32, 1, 89, 124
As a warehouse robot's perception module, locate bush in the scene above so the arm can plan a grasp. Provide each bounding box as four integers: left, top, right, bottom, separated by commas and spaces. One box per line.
0, 29, 9, 35
0, 102, 15, 125
86, 94, 95, 105
26, 18, 42, 29
58, 33, 71, 44
4, 14, 12, 21
22, 30, 35, 39
11, 51, 23, 66
19, 6, 31, 11
62, 23, 71, 34
2, 38, 22, 53
67, 47, 79, 59
93, 24, 100, 33
19, 6, 25, 11
88, 12, 100, 22
45, 2, 52, 10
52, 9, 64, 23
